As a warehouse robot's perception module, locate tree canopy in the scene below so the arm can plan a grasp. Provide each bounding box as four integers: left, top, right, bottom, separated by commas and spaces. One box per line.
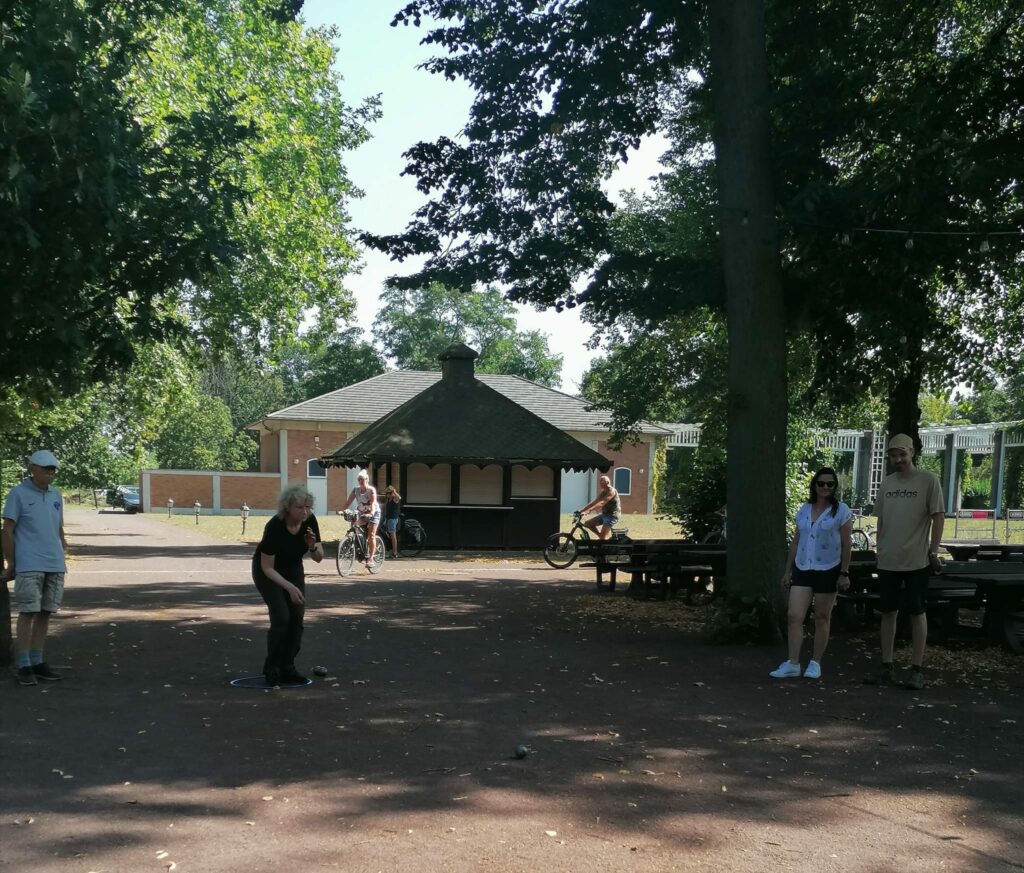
372, 283, 563, 386
1, 0, 377, 411
1, 0, 250, 402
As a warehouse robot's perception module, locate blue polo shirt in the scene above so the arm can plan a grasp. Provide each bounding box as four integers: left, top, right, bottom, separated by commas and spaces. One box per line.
2, 478, 66, 573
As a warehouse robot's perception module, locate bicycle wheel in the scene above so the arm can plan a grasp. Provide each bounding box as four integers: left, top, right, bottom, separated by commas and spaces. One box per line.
367, 535, 386, 574
544, 533, 578, 569
399, 524, 426, 558
335, 536, 356, 577
850, 530, 870, 552
700, 530, 725, 545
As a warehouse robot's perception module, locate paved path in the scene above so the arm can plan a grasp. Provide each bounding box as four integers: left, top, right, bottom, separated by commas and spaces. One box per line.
1, 509, 1022, 872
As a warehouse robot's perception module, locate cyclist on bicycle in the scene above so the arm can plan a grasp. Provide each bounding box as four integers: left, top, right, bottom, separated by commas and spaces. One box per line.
341, 470, 380, 569
579, 474, 620, 540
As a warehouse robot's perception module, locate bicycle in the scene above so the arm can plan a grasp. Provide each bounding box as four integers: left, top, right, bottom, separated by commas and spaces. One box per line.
544, 510, 598, 569
700, 508, 727, 544
850, 509, 877, 551
336, 510, 386, 576
396, 514, 426, 557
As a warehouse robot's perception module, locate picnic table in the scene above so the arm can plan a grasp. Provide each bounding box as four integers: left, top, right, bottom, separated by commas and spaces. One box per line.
940, 561, 1024, 653
615, 541, 725, 601
940, 541, 1024, 561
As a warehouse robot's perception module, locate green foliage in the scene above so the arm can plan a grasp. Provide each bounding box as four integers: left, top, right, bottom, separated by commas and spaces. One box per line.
153, 393, 255, 471
201, 356, 287, 430
1, 0, 253, 403
650, 439, 668, 514
373, 284, 563, 385
283, 329, 386, 404
131, 0, 379, 355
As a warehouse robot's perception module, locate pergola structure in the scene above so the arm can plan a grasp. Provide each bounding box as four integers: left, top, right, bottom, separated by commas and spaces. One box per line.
664, 421, 1024, 516
320, 343, 611, 549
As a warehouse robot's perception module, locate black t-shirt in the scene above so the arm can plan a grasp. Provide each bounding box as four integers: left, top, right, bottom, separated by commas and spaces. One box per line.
385, 498, 400, 520
253, 514, 321, 576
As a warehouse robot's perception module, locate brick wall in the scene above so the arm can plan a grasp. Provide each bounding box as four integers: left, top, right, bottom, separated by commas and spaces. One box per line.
259, 431, 280, 473
281, 429, 350, 511
220, 475, 281, 511
599, 439, 652, 514
146, 473, 214, 510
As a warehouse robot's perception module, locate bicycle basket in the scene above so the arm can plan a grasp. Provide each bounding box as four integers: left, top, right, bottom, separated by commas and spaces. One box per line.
403, 517, 423, 531
341, 509, 357, 522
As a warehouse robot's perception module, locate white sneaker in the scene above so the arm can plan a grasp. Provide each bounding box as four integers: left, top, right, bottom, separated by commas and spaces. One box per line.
769, 661, 801, 679
804, 660, 822, 680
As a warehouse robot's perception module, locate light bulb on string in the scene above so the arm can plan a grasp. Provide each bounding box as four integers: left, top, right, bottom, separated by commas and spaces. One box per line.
979, 237, 991, 253
840, 232, 851, 246
904, 235, 914, 251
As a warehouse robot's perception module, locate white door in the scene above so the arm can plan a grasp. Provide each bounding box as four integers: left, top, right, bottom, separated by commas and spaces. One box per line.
306, 459, 328, 515
560, 469, 591, 514
345, 466, 360, 501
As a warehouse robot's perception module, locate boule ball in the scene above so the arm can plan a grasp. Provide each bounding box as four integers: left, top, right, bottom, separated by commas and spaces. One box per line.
313, 665, 328, 677
514, 744, 528, 759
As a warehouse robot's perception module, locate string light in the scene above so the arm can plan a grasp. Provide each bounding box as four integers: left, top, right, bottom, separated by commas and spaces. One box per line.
905, 235, 914, 250
980, 237, 991, 253
840, 232, 851, 246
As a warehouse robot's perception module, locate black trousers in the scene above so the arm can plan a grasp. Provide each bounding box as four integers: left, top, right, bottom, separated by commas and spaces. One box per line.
252, 559, 305, 675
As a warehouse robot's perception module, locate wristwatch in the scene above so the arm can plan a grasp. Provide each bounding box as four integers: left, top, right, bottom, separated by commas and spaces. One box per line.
838, 570, 849, 577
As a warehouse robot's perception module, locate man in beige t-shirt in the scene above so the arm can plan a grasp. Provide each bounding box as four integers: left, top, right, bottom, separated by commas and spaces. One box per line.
865, 433, 944, 690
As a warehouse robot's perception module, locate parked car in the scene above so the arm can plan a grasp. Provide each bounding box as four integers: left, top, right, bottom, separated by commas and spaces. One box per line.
107, 485, 141, 513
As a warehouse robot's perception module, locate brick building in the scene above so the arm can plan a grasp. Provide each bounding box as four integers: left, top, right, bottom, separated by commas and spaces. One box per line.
141, 349, 669, 529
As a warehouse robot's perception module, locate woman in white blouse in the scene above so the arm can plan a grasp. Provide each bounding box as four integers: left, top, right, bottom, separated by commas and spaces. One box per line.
770, 467, 853, 680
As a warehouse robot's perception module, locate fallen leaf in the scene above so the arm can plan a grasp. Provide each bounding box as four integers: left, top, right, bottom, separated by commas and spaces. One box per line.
545, 830, 558, 837
262, 795, 274, 801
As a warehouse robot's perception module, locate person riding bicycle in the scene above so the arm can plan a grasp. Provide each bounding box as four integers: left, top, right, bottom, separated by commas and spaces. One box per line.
383, 485, 402, 559
579, 474, 620, 540
341, 469, 380, 569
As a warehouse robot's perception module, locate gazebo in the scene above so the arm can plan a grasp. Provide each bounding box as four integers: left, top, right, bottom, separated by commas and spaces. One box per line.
320, 343, 611, 549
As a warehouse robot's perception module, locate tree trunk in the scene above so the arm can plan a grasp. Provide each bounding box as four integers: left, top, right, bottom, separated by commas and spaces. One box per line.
0, 581, 11, 666
708, 0, 788, 641
886, 340, 924, 457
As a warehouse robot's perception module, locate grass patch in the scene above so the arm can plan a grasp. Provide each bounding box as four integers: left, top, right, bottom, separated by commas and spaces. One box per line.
558, 513, 684, 540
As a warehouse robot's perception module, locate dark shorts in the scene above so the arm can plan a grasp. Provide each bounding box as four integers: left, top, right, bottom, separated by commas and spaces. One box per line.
877, 567, 930, 615
792, 565, 840, 595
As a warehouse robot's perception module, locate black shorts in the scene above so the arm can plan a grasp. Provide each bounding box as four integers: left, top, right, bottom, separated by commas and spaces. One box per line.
791, 565, 841, 594
877, 567, 929, 615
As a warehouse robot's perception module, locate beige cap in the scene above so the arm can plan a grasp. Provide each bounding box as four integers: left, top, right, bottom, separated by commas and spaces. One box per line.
887, 433, 914, 453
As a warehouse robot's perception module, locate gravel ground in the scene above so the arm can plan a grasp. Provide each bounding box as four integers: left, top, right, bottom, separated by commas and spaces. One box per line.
1, 509, 1022, 873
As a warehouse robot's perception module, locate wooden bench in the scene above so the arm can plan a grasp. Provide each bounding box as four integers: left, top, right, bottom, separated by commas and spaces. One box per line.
577, 533, 633, 591
941, 560, 1024, 651
618, 540, 725, 601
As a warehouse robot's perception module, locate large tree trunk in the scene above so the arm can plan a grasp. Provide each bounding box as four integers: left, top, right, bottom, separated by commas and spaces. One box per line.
708, 0, 787, 641
0, 581, 11, 666
886, 340, 924, 457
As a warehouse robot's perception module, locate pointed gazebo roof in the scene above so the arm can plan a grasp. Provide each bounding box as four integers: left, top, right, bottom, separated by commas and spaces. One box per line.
320, 343, 611, 472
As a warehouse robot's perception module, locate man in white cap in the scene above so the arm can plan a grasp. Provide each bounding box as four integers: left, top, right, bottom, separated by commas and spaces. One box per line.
1, 451, 68, 685
865, 433, 944, 690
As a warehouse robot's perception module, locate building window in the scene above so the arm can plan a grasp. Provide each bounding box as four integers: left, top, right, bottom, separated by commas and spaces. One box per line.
408, 463, 451, 504
460, 464, 503, 504
613, 467, 632, 496
307, 459, 326, 478
511, 465, 554, 497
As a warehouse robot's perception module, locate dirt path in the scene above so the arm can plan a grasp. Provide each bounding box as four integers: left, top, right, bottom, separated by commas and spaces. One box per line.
2, 509, 1022, 873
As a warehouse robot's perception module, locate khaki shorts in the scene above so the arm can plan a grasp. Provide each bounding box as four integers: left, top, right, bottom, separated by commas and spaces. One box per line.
14, 572, 66, 613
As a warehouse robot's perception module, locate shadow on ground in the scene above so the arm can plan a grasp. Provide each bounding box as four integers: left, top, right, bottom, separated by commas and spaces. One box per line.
3, 532, 1023, 872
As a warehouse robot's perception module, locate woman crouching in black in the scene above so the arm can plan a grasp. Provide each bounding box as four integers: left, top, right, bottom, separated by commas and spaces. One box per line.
252, 484, 323, 685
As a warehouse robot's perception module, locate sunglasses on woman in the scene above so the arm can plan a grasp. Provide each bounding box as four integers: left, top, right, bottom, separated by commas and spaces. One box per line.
816, 480, 837, 488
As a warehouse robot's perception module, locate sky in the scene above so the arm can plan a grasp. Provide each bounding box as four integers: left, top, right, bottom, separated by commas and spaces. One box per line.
301, 1, 666, 392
